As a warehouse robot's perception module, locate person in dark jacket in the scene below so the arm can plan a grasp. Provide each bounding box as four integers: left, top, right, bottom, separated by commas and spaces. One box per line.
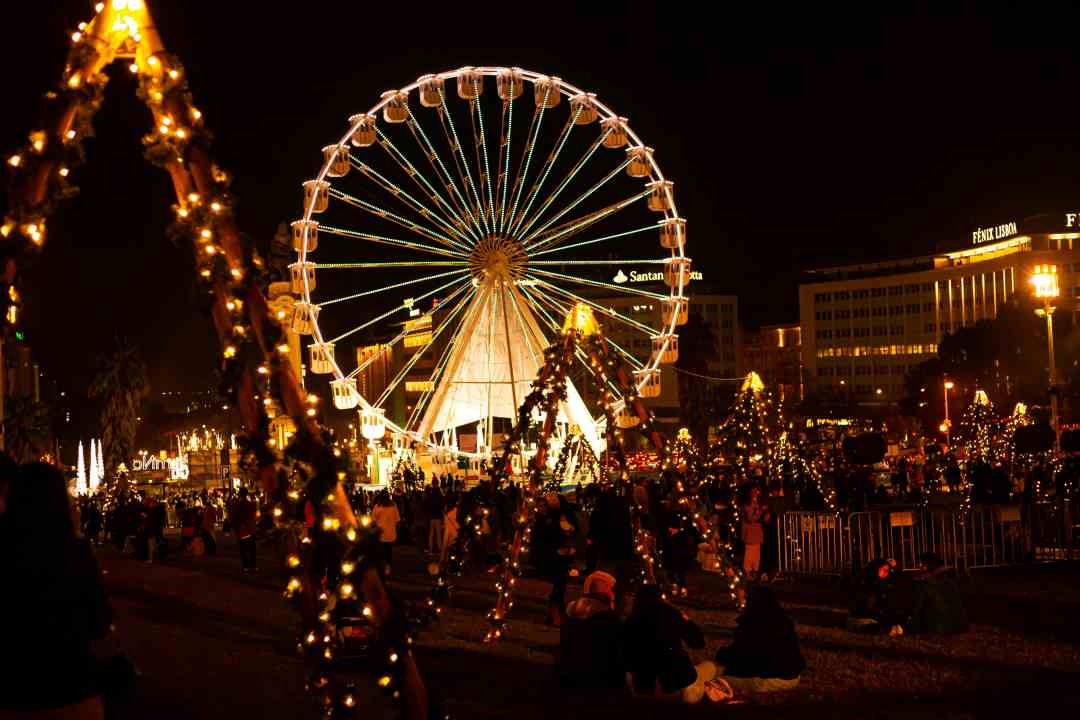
905, 553, 968, 635
623, 585, 712, 702
848, 558, 902, 634
714, 586, 804, 693
534, 493, 579, 626
232, 488, 258, 572
659, 500, 694, 596
556, 571, 623, 690
588, 488, 634, 611
0, 463, 114, 718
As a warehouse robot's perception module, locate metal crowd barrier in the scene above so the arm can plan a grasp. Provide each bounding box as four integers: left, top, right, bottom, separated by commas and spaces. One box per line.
775, 503, 1068, 577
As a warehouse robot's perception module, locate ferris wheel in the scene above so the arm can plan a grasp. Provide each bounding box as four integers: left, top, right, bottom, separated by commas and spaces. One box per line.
290, 66, 690, 461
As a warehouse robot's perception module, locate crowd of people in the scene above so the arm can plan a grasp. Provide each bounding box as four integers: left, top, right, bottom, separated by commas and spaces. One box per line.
0, 446, 986, 715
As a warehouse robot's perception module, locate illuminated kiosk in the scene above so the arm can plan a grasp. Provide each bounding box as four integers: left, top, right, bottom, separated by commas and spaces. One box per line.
291, 67, 691, 474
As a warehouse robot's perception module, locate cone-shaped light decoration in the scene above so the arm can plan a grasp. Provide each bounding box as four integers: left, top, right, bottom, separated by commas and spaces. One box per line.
76, 441, 87, 495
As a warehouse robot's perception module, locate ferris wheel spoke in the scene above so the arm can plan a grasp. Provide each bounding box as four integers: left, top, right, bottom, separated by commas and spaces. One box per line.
331, 276, 471, 346
526, 267, 668, 301
524, 165, 639, 252
507, 111, 580, 238
376, 128, 477, 243
320, 224, 468, 260
503, 95, 551, 234
437, 93, 490, 236
403, 110, 482, 239
375, 284, 478, 409
523, 158, 633, 248
518, 285, 624, 396
513, 129, 609, 241
351, 158, 474, 249
329, 188, 466, 251
526, 189, 652, 255
525, 276, 662, 333
315, 261, 467, 269
317, 269, 470, 308
495, 97, 514, 232
532, 223, 661, 257
404, 285, 485, 429
468, 83, 497, 231
528, 258, 666, 267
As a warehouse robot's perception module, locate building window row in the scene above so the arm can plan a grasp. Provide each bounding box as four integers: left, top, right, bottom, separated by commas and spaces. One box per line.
816, 343, 938, 358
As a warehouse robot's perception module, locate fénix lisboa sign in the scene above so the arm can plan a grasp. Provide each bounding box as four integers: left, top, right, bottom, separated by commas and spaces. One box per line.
613, 268, 703, 284
971, 221, 1018, 245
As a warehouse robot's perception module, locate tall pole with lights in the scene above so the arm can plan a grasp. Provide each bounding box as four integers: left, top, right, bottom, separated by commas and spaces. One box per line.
942, 379, 954, 447
1031, 265, 1060, 449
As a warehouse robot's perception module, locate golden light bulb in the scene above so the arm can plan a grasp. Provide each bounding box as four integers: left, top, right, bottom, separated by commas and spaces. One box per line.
129, 63, 138, 74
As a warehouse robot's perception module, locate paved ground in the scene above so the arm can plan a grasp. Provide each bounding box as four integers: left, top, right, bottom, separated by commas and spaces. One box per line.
97, 531, 1080, 719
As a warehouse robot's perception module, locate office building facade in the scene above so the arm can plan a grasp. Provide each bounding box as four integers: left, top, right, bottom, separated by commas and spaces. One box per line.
800, 212, 1080, 402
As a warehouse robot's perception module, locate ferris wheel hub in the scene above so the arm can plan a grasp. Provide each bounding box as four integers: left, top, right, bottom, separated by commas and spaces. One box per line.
469, 235, 527, 283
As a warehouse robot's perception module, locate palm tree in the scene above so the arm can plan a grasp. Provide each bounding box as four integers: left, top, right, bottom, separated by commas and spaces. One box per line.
3, 396, 52, 463
89, 337, 150, 480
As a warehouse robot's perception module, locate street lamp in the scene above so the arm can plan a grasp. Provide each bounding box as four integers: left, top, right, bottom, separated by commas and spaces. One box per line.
1030, 264, 1060, 449
943, 379, 954, 447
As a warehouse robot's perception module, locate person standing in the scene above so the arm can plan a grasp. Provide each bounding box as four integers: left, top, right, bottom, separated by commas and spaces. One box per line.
1, 463, 115, 718
427, 486, 445, 556
741, 485, 769, 579
232, 488, 257, 572
372, 491, 401, 578
200, 500, 218, 556
534, 493, 578, 626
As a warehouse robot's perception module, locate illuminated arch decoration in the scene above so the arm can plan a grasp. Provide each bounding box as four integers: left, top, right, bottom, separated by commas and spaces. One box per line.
0, 3, 425, 716
415, 303, 725, 640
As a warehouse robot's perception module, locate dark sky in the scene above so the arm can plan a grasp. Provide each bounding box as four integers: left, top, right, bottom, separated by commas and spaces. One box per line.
5, 3, 1080, 397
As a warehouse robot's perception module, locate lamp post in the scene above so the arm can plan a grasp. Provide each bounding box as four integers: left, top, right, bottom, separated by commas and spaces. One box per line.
942, 379, 954, 447
1031, 264, 1060, 449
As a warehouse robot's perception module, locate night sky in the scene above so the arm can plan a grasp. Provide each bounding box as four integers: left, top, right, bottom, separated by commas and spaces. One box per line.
5, 3, 1080, 397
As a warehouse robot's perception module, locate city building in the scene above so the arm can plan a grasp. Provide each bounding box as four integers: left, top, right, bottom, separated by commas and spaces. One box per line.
563, 258, 739, 427
800, 212, 1080, 402
742, 323, 802, 405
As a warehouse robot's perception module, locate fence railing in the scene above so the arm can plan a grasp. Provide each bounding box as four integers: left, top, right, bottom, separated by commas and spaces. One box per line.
776, 501, 1077, 577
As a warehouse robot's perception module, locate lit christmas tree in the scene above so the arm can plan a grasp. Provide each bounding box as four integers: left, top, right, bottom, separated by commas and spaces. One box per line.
956, 390, 998, 464
667, 426, 702, 476
76, 440, 87, 495
713, 371, 778, 483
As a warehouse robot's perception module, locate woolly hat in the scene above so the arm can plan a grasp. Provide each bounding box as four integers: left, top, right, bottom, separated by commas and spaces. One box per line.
583, 570, 616, 605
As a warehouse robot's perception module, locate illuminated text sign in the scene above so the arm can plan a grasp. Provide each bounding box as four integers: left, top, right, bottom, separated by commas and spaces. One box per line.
971, 221, 1017, 245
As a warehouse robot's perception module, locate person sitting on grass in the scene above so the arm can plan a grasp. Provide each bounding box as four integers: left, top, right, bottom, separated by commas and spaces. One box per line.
556, 570, 624, 691
905, 553, 968, 635
847, 557, 904, 635
712, 586, 805, 695
623, 585, 714, 703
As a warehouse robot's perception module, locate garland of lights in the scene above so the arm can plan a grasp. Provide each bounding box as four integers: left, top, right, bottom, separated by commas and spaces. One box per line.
1, 5, 427, 717
483, 331, 575, 642
768, 431, 837, 512
545, 432, 601, 493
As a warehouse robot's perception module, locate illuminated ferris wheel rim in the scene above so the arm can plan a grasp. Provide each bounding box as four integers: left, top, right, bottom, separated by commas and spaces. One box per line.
296, 65, 689, 459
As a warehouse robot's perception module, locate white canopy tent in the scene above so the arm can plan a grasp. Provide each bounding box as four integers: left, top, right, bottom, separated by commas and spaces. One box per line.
416, 281, 605, 459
